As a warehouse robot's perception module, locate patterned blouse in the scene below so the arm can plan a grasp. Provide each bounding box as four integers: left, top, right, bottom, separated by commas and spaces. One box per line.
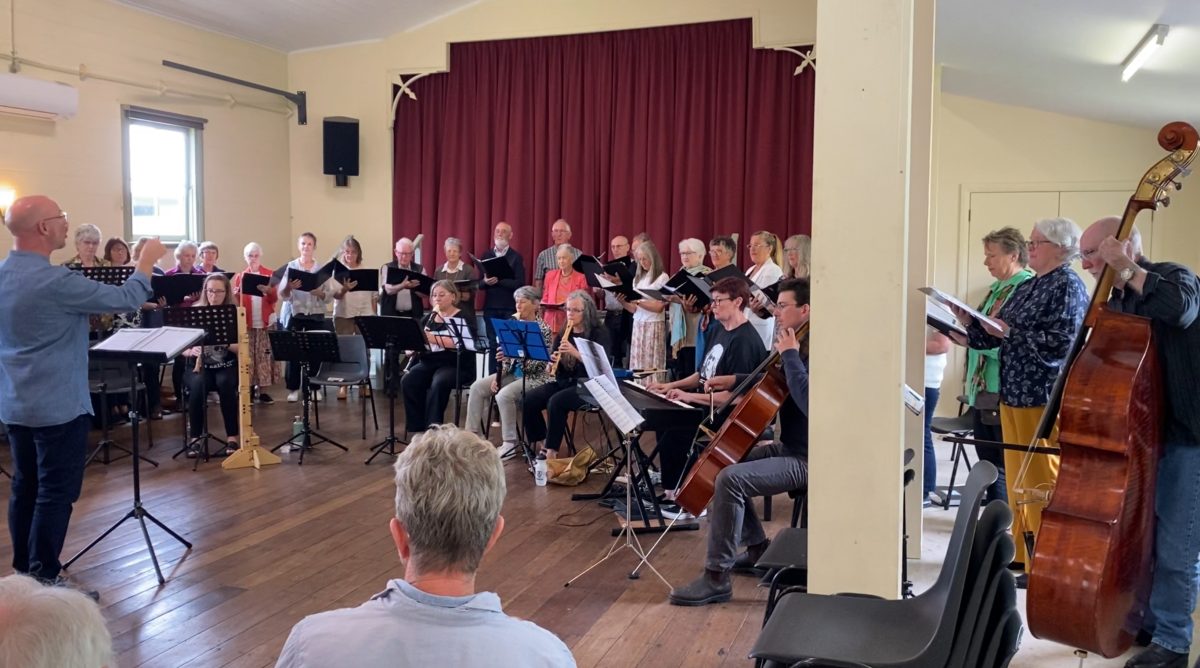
966, 263, 1087, 408
500, 318, 554, 380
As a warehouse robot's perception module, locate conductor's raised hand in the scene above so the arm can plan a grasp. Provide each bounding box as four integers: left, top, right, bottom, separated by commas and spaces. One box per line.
141, 238, 168, 264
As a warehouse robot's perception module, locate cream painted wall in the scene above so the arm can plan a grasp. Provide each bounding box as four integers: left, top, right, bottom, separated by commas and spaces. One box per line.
287, 0, 816, 268
932, 92, 1200, 410
0, 0, 292, 269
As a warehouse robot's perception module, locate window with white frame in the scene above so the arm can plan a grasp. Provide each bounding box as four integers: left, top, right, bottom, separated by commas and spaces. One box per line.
122, 106, 205, 242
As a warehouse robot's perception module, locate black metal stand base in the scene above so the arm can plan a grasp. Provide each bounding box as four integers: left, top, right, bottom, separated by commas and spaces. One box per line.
65, 501, 192, 586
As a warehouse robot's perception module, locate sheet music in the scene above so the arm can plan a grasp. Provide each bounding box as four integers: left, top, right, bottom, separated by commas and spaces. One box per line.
926, 301, 967, 338
919, 287, 1005, 334
584, 378, 644, 435
91, 326, 205, 358
595, 273, 619, 289
443, 316, 483, 352
574, 337, 617, 387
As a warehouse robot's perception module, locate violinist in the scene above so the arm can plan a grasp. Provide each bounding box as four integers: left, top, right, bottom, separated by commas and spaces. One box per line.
646, 277, 768, 517
1079, 218, 1200, 668
668, 278, 811, 607
400, 280, 478, 437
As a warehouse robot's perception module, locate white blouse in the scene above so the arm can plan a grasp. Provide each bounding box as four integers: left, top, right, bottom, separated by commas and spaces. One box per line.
633, 272, 669, 323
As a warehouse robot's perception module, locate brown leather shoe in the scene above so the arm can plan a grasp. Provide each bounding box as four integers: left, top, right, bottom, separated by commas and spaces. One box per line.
1125, 644, 1188, 668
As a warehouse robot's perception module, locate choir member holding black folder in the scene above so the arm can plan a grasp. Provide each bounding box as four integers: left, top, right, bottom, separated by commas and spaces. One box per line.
278, 232, 337, 403
477, 222, 525, 374
380, 237, 425, 320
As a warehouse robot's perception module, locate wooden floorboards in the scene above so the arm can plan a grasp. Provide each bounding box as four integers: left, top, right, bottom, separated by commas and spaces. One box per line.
0, 394, 794, 667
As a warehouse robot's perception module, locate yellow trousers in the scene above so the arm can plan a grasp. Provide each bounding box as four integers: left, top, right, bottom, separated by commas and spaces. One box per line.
999, 403, 1061, 570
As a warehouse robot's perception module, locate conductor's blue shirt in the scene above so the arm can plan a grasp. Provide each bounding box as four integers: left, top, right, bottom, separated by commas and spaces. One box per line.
0, 250, 152, 428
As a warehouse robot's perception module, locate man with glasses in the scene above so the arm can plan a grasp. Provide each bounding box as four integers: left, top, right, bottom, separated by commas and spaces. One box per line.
602, 235, 633, 367
646, 277, 767, 519
479, 222, 526, 375
669, 278, 811, 606
0, 195, 167, 591
380, 237, 425, 320
1079, 217, 1200, 668
533, 219, 579, 290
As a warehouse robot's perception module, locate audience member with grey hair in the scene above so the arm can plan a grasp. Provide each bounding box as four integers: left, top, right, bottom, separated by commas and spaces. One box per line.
466, 285, 553, 458
66, 224, 106, 268
276, 425, 574, 668
0, 574, 113, 668
956, 215, 1088, 580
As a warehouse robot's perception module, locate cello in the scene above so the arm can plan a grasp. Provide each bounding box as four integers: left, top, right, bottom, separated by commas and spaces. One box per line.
674, 322, 808, 516
1026, 122, 1198, 657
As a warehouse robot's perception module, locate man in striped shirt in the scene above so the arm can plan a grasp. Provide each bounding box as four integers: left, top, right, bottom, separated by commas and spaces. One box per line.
533, 219, 579, 289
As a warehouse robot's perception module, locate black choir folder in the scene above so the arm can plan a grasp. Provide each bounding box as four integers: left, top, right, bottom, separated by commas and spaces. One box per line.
385, 266, 435, 295
239, 272, 271, 296
478, 255, 515, 281
336, 268, 379, 292
285, 260, 342, 292
151, 273, 207, 306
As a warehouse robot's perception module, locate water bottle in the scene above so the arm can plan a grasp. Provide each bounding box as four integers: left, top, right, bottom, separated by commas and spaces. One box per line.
534, 452, 548, 487
282, 416, 301, 454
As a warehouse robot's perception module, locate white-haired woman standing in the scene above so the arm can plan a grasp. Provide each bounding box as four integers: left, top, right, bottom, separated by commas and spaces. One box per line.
957, 216, 1088, 583
232, 241, 280, 403
434, 237, 477, 325
668, 238, 710, 380
64, 224, 107, 268
620, 241, 670, 384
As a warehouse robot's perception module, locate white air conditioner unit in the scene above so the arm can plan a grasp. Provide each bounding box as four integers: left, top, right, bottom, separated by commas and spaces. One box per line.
0, 73, 79, 121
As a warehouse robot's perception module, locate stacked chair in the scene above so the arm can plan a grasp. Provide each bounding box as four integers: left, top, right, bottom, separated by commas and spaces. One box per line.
750, 461, 1023, 668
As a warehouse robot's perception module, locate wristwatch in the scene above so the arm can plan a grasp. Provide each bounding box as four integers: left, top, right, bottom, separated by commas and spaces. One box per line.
1118, 266, 1135, 282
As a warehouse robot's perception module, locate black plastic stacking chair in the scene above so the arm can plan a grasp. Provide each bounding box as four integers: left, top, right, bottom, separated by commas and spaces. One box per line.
310, 335, 378, 439
929, 399, 976, 509
945, 502, 1015, 667
749, 461, 998, 668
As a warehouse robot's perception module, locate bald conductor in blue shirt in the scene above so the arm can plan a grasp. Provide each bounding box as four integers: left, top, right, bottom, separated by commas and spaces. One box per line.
0, 194, 168, 585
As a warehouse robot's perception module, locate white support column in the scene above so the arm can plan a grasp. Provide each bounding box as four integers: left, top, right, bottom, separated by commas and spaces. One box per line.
808, 0, 937, 597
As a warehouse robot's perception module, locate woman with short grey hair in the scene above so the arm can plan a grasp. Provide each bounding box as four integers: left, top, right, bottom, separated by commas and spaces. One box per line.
434, 236, 477, 324
958, 216, 1088, 579
66, 224, 106, 268
465, 286, 554, 458
670, 238, 710, 380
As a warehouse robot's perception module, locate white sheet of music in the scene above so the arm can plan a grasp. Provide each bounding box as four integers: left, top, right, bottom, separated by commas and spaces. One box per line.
575, 336, 617, 387
442, 316, 482, 352
919, 286, 1004, 334
91, 326, 205, 358
584, 378, 644, 435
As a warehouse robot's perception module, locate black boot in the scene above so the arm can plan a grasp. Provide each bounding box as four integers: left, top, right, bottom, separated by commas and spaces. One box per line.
731, 539, 771, 575
1125, 643, 1187, 668
669, 569, 732, 606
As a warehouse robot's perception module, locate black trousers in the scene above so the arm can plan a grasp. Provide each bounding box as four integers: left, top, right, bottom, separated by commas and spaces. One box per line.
972, 409, 1007, 503
604, 310, 632, 368
184, 365, 239, 439
483, 308, 510, 375
401, 357, 475, 433
285, 315, 332, 391
522, 381, 590, 455
654, 427, 699, 491
672, 345, 697, 383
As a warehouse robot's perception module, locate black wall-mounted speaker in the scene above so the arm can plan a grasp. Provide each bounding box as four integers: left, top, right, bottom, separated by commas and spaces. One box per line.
323, 116, 359, 187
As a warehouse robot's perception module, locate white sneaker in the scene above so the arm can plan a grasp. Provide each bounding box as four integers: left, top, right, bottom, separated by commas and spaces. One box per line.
287, 390, 300, 403
498, 442, 519, 460
314, 389, 324, 401
660, 503, 706, 521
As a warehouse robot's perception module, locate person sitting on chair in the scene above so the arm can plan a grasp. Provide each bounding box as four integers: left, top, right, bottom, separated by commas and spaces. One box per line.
646, 277, 768, 518
668, 278, 811, 606
276, 425, 574, 667
465, 286, 553, 460
522, 290, 612, 461
0, 574, 114, 668
181, 273, 241, 456
401, 280, 478, 437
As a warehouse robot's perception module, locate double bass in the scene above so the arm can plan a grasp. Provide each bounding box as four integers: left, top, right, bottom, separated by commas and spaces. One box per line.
1026, 122, 1198, 657
674, 322, 808, 516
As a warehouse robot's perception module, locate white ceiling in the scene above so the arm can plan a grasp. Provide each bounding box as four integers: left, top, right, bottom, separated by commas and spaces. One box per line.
110, 0, 480, 53
111, 0, 1198, 129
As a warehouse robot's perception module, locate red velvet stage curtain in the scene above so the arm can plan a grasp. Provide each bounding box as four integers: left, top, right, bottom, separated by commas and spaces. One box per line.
392, 19, 813, 273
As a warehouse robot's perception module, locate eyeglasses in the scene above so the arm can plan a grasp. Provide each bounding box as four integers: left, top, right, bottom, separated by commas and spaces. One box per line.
777, 301, 798, 309
1027, 240, 1059, 248
746, 243, 767, 250
39, 213, 68, 225
1080, 248, 1099, 260
204, 288, 226, 294
679, 250, 698, 256
711, 297, 734, 305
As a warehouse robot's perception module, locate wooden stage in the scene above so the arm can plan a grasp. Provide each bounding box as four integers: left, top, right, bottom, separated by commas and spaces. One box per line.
0, 393, 795, 667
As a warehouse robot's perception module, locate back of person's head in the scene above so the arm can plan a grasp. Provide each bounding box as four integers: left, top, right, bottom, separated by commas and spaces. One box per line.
0, 574, 112, 668
394, 425, 506, 574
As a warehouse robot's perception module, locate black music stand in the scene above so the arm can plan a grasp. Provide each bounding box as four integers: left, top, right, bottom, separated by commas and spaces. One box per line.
492, 318, 553, 471
268, 330, 346, 464
163, 305, 239, 469
65, 326, 204, 585
356, 316, 427, 464
440, 316, 483, 427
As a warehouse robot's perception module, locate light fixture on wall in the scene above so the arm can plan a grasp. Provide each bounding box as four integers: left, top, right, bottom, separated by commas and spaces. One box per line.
0, 186, 16, 216
1121, 23, 1169, 82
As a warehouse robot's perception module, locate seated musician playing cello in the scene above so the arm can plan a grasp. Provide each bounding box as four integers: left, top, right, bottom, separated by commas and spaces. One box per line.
646, 277, 768, 519
668, 278, 812, 606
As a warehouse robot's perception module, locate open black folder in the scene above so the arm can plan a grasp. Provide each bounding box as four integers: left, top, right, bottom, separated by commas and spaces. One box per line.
240, 272, 271, 296
151, 273, 207, 306
335, 268, 379, 292
477, 255, 515, 281
385, 266, 435, 296
286, 260, 341, 292
573, 254, 606, 288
